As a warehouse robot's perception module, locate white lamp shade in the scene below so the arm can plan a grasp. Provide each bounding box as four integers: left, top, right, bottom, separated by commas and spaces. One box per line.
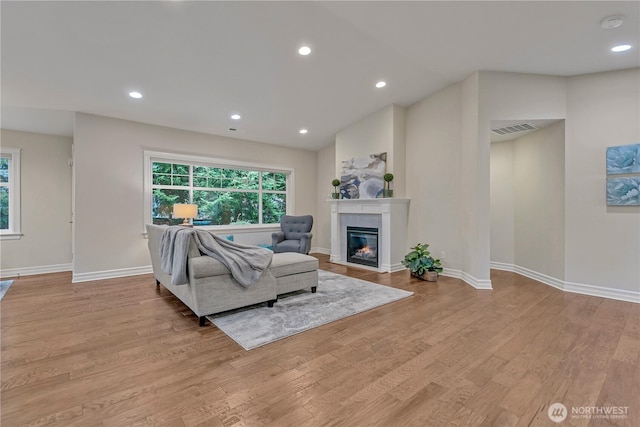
173, 203, 198, 219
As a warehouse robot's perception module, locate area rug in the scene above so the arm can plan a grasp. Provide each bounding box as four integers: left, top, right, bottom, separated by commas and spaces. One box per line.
0, 280, 14, 301
207, 270, 413, 350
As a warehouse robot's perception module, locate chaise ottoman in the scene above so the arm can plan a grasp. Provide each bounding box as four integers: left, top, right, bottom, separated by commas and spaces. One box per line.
270, 252, 319, 295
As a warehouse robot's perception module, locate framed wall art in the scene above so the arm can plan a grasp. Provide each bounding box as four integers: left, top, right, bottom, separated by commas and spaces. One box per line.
607, 176, 640, 206
340, 152, 387, 199
607, 143, 640, 175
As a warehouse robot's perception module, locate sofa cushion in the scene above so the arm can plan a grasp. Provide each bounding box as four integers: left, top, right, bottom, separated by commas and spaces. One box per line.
189, 256, 231, 278
270, 252, 318, 278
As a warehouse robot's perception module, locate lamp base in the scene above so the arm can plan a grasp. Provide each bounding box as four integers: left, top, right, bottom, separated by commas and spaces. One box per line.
180, 219, 193, 228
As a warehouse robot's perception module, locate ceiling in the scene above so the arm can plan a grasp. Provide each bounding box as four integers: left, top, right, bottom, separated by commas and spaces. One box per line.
1, 1, 638, 151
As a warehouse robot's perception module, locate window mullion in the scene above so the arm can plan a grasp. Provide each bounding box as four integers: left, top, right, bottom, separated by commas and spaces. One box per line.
152, 184, 189, 190
189, 164, 194, 204
258, 172, 263, 224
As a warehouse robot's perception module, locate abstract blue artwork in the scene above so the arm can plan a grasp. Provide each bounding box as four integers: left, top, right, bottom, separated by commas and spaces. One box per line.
607, 177, 640, 206
607, 144, 640, 175
340, 152, 387, 199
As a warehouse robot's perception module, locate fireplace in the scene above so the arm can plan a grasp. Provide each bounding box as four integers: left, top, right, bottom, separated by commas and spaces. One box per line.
347, 226, 379, 268
329, 198, 409, 272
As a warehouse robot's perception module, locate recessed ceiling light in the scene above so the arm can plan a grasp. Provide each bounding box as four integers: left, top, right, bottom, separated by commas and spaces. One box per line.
231, 114, 241, 120
129, 91, 143, 99
298, 46, 311, 56
611, 44, 632, 52
375, 81, 387, 88
299, 129, 308, 134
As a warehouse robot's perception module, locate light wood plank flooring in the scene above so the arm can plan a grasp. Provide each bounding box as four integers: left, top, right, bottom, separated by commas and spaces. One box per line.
1, 255, 638, 426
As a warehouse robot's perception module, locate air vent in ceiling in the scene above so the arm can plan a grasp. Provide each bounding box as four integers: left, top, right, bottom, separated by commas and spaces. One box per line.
491, 123, 537, 135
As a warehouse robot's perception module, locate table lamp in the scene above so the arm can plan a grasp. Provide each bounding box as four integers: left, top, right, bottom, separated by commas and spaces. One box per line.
173, 203, 198, 227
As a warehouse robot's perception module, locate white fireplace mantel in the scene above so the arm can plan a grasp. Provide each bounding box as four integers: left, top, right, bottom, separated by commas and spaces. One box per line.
328, 198, 410, 272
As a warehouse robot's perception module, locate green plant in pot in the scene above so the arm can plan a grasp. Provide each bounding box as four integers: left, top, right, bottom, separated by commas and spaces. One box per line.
401, 243, 443, 281
383, 173, 394, 198
331, 179, 341, 199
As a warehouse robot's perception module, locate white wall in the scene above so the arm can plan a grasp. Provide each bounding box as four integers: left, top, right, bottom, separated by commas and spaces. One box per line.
335, 104, 406, 197
335, 104, 391, 172
391, 105, 406, 199
565, 69, 640, 294
475, 72, 567, 285
315, 142, 335, 253
490, 121, 566, 279
490, 140, 515, 265
0, 129, 73, 275
405, 82, 463, 273
514, 121, 565, 279
459, 72, 486, 286
73, 113, 317, 279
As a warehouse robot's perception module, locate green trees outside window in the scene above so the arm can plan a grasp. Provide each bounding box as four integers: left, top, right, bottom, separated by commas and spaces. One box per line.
151, 161, 288, 226
0, 158, 10, 230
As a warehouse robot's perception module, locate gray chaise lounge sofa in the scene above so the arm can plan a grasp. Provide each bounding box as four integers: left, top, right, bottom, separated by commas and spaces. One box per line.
147, 224, 319, 326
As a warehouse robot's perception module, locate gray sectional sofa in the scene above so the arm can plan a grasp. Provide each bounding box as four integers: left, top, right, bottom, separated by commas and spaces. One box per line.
146, 224, 318, 326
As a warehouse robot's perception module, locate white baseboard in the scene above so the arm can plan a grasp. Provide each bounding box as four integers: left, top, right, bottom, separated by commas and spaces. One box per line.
563, 281, 639, 303
73, 266, 153, 283
310, 247, 331, 255
490, 262, 639, 304
489, 261, 515, 272
513, 265, 565, 290
460, 270, 493, 290
0, 263, 72, 279
441, 267, 493, 289
441, 267, 462, 279
388, 262, 406, 273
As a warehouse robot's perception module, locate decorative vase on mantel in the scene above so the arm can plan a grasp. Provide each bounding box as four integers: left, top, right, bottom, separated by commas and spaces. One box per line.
331, 179, 341, 199
383, 173, 394, 198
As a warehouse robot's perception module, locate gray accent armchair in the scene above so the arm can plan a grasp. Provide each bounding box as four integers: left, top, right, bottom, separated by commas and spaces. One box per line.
272, 215, 313, 254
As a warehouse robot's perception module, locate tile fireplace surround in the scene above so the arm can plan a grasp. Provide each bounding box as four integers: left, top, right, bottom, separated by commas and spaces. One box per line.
328, 198, 410, 273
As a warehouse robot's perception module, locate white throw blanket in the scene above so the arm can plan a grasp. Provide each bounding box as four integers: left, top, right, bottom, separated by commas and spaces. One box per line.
160, 226, 273, 287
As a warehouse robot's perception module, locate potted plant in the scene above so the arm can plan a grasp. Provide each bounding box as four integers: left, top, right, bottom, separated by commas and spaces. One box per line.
331, 179, 341, 199
383, 173, 394, 198
401, 243, 443, 281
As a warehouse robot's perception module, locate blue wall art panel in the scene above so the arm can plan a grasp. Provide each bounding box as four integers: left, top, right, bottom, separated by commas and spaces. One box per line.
607, 143, 640, 175
607, 177, 640, 206
340, 152, 386, 199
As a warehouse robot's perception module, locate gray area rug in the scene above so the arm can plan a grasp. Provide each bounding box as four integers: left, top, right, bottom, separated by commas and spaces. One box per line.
207, 270, 413, 350
0, 280, 14, 301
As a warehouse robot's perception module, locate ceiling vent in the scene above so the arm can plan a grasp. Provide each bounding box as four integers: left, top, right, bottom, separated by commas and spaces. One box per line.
491, 123, 537, 135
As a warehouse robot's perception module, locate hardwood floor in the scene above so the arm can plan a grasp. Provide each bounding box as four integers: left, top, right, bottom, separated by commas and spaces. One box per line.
1, 255, 638, 426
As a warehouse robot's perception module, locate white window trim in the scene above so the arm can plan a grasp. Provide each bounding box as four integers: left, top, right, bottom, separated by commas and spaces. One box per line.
142, 149, 294, 234
0, 148, 22, 240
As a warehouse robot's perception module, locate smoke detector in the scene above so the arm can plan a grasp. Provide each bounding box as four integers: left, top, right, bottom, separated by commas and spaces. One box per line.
601, 15, 624, 29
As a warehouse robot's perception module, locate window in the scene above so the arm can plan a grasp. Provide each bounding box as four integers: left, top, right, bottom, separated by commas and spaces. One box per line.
144, 151, 291, 228
0, 148, 22, 240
